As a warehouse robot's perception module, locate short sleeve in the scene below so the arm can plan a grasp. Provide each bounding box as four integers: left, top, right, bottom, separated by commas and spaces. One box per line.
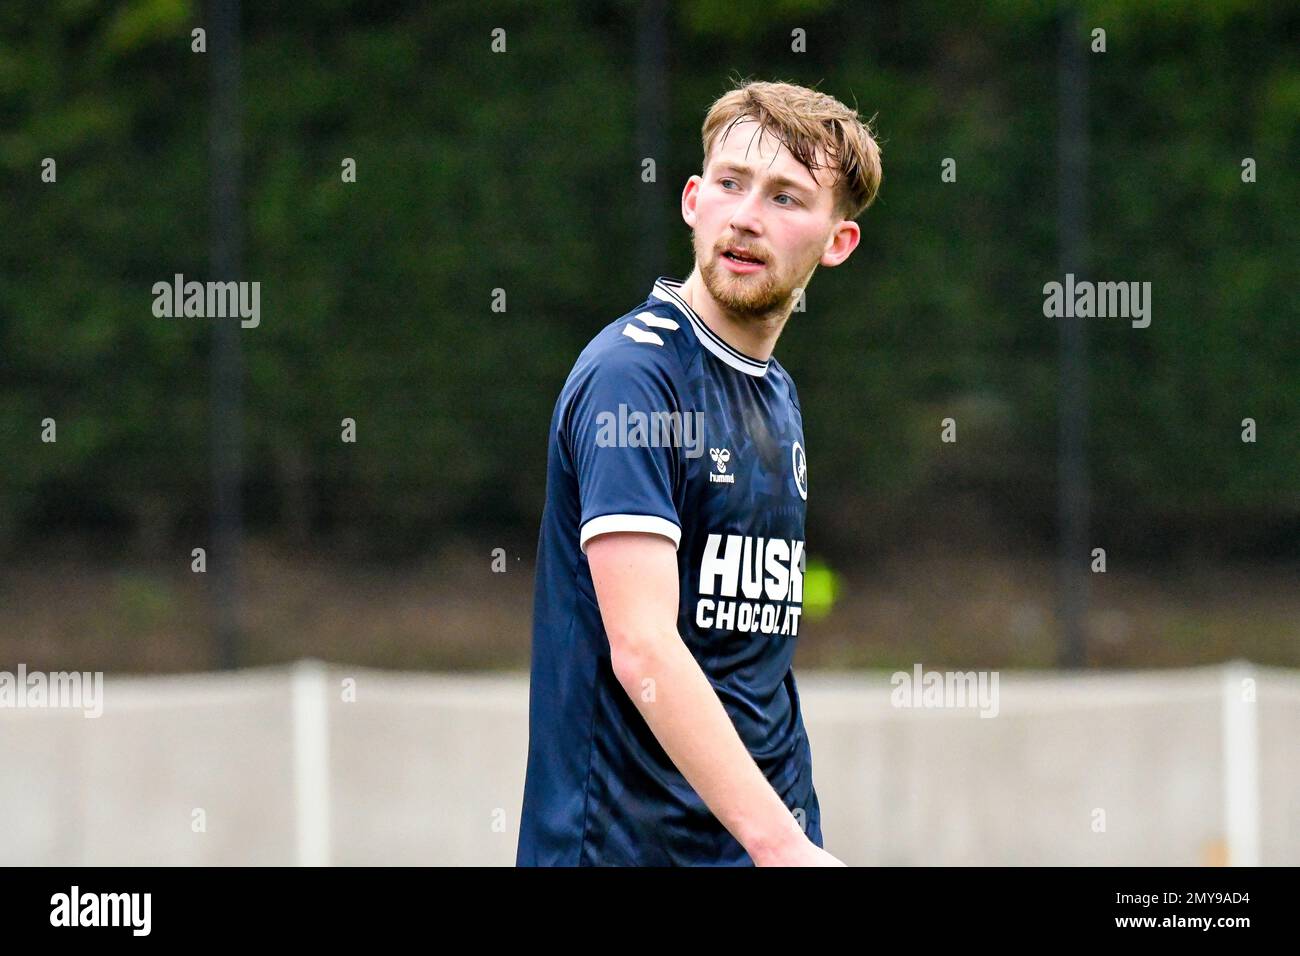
564, 346, 684, 554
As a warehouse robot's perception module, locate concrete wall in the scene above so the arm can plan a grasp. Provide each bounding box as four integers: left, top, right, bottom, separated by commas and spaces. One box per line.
2, 663, 1295, 865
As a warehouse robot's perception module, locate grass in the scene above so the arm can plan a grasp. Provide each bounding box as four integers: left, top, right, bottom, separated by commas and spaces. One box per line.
0, 537, 1295, 673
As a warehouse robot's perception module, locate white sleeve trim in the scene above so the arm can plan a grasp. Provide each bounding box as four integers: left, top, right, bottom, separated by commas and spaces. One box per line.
579, 514, 682, 554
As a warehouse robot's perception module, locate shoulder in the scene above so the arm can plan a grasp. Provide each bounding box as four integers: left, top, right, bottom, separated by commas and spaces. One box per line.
567, 303, 692, 398
768, 356, 802, 413
555, 303, 695, 446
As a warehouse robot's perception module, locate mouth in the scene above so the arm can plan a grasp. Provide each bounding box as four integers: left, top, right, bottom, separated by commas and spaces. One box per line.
720, 248, 766, 273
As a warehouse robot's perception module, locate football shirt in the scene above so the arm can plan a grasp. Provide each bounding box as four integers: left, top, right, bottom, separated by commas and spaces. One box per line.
517, 275, 820, 866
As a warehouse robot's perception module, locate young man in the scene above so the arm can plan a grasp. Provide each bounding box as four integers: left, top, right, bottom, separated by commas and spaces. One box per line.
517, 80, 882, 866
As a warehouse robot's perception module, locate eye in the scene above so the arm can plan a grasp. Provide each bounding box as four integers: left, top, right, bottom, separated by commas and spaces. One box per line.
775, 194, 798, 206
719, 177, 738, 189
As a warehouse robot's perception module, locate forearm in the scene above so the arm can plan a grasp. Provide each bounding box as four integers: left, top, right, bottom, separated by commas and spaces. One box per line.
610, 631, 807, 864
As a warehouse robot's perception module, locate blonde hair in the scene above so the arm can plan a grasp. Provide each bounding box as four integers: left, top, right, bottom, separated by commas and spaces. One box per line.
701, 79, 882, 221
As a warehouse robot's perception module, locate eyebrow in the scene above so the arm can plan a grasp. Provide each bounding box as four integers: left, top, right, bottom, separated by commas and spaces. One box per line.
713, 162, 817, 198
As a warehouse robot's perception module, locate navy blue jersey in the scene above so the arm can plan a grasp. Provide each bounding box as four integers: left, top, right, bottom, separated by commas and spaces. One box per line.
517, 275, 821, 866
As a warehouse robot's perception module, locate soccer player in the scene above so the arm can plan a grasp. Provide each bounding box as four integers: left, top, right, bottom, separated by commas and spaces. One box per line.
517, 80, 882, 866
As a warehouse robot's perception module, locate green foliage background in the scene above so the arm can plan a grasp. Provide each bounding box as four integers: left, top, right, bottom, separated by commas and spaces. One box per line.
1, 0, 1295, 562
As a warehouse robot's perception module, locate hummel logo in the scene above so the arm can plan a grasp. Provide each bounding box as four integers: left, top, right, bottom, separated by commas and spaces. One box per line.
709, 448, 735, 484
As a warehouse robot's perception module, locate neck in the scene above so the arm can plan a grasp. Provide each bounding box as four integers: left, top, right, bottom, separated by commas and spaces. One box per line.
678, 267, 796, 362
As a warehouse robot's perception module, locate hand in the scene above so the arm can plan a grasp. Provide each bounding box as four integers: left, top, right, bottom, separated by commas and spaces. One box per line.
753, 834, 847, 867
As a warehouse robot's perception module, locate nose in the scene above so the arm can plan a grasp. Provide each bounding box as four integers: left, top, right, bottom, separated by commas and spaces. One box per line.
728, 187, 765, 238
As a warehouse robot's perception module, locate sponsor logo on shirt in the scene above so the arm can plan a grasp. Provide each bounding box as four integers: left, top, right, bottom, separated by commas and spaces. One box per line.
694, 533, 804, 636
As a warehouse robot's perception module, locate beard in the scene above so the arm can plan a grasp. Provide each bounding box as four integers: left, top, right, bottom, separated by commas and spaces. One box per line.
693, 231, 815, 321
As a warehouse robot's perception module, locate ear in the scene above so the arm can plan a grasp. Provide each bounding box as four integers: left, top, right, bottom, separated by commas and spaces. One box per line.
820, 218, 860, 268
682, 175, 702, 227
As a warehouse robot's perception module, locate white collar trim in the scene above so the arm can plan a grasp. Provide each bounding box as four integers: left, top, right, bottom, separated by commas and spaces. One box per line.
649, 276, 771, 378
